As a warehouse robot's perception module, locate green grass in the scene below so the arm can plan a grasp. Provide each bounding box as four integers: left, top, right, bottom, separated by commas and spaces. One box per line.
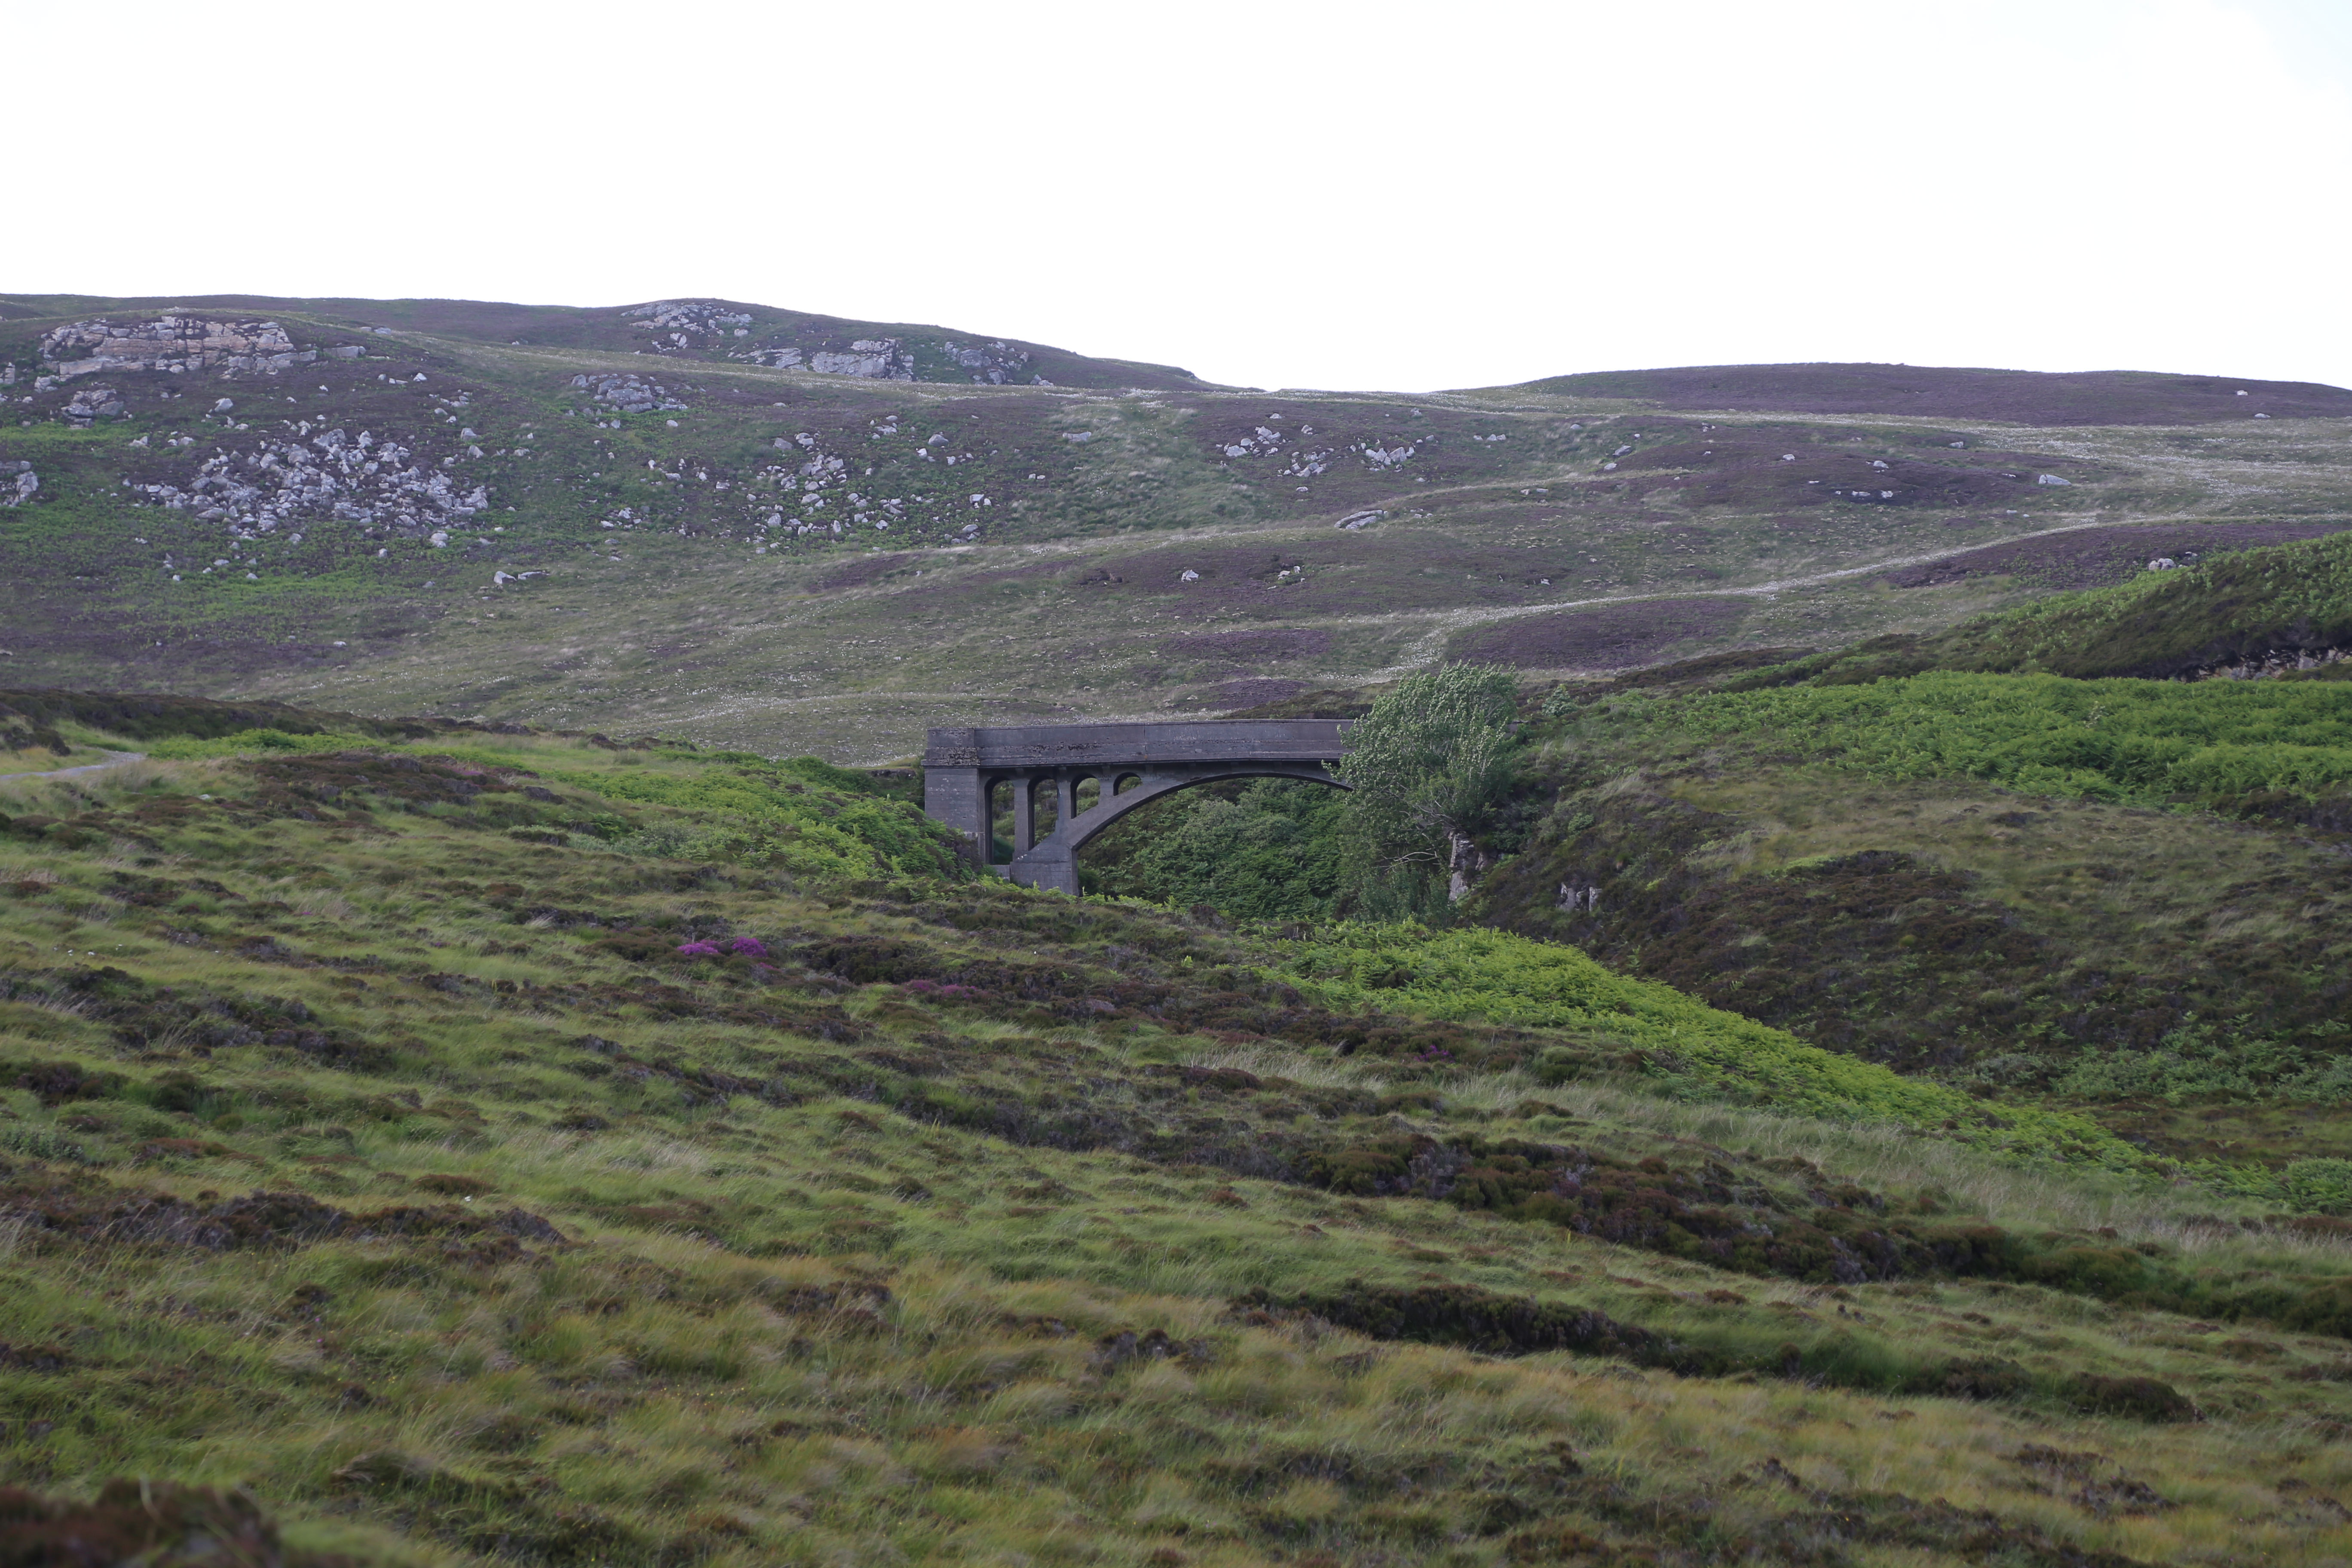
1760, 530, 2352, 686
1274, 924, 2157, 1175
141, 727, 378, 761
10, 718, 2352, 1562
1676, 669, 2352, 805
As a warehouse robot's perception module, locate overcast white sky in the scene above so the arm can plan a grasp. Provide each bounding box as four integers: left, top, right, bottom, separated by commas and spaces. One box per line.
12, 0, 2349, 393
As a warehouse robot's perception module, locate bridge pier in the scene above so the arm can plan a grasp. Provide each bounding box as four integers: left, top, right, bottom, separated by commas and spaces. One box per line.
921, 721, 1354, 895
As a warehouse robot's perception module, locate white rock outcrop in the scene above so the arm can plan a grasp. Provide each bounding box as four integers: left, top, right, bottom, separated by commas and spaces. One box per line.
40, 317, 320, 379
808, 339, 916, 380
129, 428, 491, 541
625, 301, 753, 347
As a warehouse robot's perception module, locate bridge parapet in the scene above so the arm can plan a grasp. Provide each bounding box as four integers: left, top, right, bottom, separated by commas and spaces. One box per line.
922, 719, 1354, 894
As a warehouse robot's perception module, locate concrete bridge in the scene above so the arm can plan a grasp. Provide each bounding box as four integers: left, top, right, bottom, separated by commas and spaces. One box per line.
922, 720, 1354, 894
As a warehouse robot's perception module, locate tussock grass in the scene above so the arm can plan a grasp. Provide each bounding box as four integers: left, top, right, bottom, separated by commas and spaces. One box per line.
3, 736, 2352, 1561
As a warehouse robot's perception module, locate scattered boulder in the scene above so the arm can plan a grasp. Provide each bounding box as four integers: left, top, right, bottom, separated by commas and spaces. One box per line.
64, 386, 126, 422
575, 372, 687, 414
941, 339, 1032, 385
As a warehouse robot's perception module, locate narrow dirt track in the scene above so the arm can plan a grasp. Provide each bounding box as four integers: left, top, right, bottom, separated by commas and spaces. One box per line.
0, 750, 147, 783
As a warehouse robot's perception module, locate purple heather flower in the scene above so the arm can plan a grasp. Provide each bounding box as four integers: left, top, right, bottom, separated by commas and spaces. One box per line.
676, 940, 723, 957
729, 937, 769, 958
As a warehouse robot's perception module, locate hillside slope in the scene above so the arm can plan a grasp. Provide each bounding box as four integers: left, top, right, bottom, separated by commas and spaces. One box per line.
1742, 529, 2352, 685
2, 294, 2348, 757
0, 291, 1209, 390
9, 706, 2352, 1565
1514, 361, 2352, 426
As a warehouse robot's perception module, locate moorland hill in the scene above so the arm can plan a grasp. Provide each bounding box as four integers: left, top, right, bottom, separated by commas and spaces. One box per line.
3, 293, 2348, 757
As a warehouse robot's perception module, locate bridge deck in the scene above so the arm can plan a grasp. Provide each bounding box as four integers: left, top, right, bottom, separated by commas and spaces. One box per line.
923, 719, 1350, 769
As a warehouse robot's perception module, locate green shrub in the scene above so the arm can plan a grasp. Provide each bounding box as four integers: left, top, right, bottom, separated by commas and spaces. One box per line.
145, 728, 371, 760
2282, 1159, 2352, 1215
1082, 779, 1347, 920
1674, 670, 2352, 806
1277, 924, 2156, 1175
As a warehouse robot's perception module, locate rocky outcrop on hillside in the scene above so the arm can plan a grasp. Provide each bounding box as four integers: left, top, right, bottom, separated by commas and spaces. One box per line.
732, 332, 1051, 385
62, 383, 126, 424
626, 300, 754, 346
942, 340, 1043, 385
813, 340, 915, 378
37, 317, 355, 381
571, 374, 688, 414
131, 428, 491, 542
738, 423, 989, 543
1, 461, 34, 507
739, 337, 919, 379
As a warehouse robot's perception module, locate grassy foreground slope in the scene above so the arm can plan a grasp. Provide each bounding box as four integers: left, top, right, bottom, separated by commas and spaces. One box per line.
7, 712, 2352, 1564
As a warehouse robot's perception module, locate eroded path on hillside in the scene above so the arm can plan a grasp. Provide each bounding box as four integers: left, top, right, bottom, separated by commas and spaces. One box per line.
1360, 514, 2160, 671
0, 749, 145, 783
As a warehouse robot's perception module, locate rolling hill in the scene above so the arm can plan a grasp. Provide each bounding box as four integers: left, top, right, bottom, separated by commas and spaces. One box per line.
3, 294, 2348, 760
12, 295, 2352, 1565
6, 696, 2352, 1565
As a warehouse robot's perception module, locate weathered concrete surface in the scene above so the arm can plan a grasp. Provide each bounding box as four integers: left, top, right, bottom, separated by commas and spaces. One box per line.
922, 720, 1353, 894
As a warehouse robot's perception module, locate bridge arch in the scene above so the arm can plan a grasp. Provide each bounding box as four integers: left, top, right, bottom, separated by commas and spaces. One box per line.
923, 720, 1354, 894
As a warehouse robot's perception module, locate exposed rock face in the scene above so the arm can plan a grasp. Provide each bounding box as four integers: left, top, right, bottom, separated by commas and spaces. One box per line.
732, 331, 1047, 384
737, 337, 917, 379
809, 339, 916, 380
1, 461, 35, 507
40, 317, 322, 379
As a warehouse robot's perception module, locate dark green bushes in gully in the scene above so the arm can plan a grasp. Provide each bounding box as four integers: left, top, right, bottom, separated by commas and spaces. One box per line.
1083, 663, 1525, 922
